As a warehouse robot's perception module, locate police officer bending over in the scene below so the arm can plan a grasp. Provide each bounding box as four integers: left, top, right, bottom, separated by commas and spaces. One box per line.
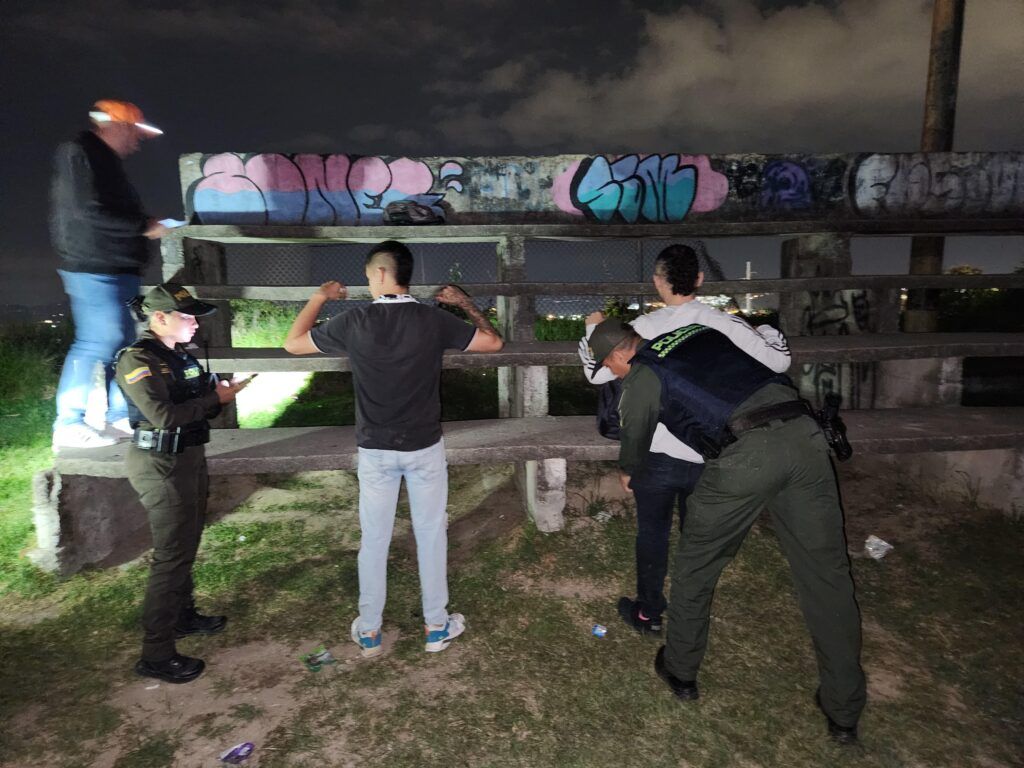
588, 317, 865, 745
115, 283, 249, 684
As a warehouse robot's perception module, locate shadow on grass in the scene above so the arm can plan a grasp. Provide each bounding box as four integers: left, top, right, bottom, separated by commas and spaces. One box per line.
262, 367, 596, 430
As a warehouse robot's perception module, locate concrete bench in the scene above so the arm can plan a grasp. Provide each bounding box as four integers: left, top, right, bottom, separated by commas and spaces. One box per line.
31, 408, 1024, 575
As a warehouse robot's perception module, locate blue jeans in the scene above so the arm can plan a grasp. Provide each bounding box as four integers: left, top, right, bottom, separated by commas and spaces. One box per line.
629, 452, 704, 619
355, 438, 450, 632
55, 270, 141, 429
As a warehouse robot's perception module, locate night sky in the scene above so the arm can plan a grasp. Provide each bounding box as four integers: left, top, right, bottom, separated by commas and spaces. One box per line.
2, 0, 1022, 307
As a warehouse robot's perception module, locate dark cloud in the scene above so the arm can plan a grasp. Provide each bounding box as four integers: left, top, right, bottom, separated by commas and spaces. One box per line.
428, 0, 1024, 153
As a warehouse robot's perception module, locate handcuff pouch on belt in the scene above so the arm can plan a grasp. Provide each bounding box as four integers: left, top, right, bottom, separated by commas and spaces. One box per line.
133, 423, 210, 454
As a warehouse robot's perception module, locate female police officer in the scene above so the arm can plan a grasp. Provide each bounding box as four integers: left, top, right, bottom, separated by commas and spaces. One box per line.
115, 283, 249, 683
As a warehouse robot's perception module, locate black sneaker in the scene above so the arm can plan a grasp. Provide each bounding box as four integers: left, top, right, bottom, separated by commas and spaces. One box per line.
135, 653, 205, 684
654, 646, 699, 701
815, 689, 858, 745
175, 610, 227, 638
617, 597, 663, 634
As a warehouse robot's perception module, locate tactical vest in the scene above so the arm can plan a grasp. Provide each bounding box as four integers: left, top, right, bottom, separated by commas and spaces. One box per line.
633, 324, 793, 459
118, 339, 215, 430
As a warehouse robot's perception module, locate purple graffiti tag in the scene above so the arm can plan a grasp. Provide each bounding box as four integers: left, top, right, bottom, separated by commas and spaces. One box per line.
760, 160, 812, 209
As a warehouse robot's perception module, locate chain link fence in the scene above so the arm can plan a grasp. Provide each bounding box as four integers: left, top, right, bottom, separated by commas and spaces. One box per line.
222, 239, 737, 348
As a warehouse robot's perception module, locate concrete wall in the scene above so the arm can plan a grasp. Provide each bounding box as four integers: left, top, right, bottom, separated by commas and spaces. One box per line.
852, 449, 1024, 518
179, 152, 1024, 227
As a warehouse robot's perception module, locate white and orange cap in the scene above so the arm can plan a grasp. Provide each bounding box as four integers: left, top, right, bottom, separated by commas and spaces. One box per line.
88, 99, 163, 136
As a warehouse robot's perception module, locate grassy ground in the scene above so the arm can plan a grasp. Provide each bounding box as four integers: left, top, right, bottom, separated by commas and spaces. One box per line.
0, 460, 1021, 767
0, 323, 70, 597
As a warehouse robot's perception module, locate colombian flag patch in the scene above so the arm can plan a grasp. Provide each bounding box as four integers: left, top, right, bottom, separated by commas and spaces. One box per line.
125, 366, 152, 384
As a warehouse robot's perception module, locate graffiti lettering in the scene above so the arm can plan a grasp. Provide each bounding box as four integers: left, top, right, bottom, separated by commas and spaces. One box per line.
178, 151, 1024, 226
794, 288, 875, 408
191, 153, 465, 225
800, 289, 871, 336
853, 152, 1024, 217
556, 154, 728, 223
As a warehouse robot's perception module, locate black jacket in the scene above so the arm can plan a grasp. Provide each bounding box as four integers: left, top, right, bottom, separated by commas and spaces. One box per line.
49, 131, 150, 275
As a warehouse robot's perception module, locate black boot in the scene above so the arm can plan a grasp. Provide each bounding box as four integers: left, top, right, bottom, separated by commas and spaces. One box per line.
135, 653, 205, 684
654, 646, 699, 701
815, 689, 859, 745
175, 608, 227, 638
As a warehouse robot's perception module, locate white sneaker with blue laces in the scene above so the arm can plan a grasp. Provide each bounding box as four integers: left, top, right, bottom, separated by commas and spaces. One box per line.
424, 613, 465, 653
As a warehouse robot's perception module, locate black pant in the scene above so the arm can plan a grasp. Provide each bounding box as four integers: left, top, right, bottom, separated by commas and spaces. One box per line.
629, 452, 704, 619
126, 445, 209, 662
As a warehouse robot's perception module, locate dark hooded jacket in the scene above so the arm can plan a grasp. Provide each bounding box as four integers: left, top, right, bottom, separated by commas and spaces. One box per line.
49, 131, 150, 274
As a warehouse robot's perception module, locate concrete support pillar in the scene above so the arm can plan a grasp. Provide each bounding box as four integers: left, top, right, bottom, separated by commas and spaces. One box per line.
778, 234, 877, 409
495, 236, 565, 531
523, 458, 567, 533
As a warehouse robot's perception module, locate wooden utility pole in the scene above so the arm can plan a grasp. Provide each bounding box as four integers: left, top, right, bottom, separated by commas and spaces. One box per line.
905, 0, 967, 333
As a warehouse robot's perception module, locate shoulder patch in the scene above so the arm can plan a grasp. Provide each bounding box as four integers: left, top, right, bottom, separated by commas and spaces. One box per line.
125, 366, 152, 384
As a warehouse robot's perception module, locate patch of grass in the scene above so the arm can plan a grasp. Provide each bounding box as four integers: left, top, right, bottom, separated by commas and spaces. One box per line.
0, 324, 66, 598
440, 369, 498, 420
230, 702, 264, 722
267, 372, 356, 427
548, 365, 598, 416
0, 321, 71, 401
112, 731, 178, 768
230, 300, 301, 348
534, 316, 584, 341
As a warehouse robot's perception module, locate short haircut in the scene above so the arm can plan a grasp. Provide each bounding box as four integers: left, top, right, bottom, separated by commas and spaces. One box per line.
365, 240, 414, 287
654, 244, 700, 296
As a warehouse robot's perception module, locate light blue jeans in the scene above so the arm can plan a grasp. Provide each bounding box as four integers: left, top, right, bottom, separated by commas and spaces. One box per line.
356, 438, 450, 631
54, 270, 141, 429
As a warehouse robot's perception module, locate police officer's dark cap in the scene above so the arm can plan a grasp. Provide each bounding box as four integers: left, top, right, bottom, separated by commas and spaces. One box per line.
589, 318, 633, 363
142, 283, 217, 316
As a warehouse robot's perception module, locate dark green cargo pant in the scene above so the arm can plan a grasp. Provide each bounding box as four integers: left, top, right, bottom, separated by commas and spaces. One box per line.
664, 413, 866, 728
126, 444, 209, 662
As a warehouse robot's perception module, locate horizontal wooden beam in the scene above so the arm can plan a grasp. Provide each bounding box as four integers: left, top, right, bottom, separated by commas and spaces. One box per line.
54, 408, 1024, 478
169, 219, 1024, 243
151, 273, 1024, 302
193, 333, 1024, 373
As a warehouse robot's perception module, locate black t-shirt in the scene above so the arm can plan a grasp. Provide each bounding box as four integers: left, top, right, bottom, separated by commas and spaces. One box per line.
310, 299, 476, 450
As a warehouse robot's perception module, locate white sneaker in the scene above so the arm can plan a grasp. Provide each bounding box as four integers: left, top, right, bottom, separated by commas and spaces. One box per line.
351, 617, 383, 658
52, 423, 119, 452
103, 418, 134, 440
424, 613, 465, 653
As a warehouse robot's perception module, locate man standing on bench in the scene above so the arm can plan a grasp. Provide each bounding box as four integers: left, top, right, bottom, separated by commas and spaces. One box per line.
284, 240, 503, 657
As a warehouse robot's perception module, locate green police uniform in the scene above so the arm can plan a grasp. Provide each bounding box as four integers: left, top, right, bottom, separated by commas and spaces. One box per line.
114, 284, 226, 680
597, 318, 865, 743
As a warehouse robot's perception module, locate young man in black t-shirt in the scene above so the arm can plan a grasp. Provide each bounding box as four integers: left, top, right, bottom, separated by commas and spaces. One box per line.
284, 240, 502, 656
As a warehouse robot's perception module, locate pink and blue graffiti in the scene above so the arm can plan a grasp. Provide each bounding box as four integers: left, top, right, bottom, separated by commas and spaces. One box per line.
553, 154, 728, 223
190, 153, 464, 225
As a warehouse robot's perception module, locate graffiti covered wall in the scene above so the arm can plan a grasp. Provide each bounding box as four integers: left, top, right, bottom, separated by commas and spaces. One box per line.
179, 152, 1024, 226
